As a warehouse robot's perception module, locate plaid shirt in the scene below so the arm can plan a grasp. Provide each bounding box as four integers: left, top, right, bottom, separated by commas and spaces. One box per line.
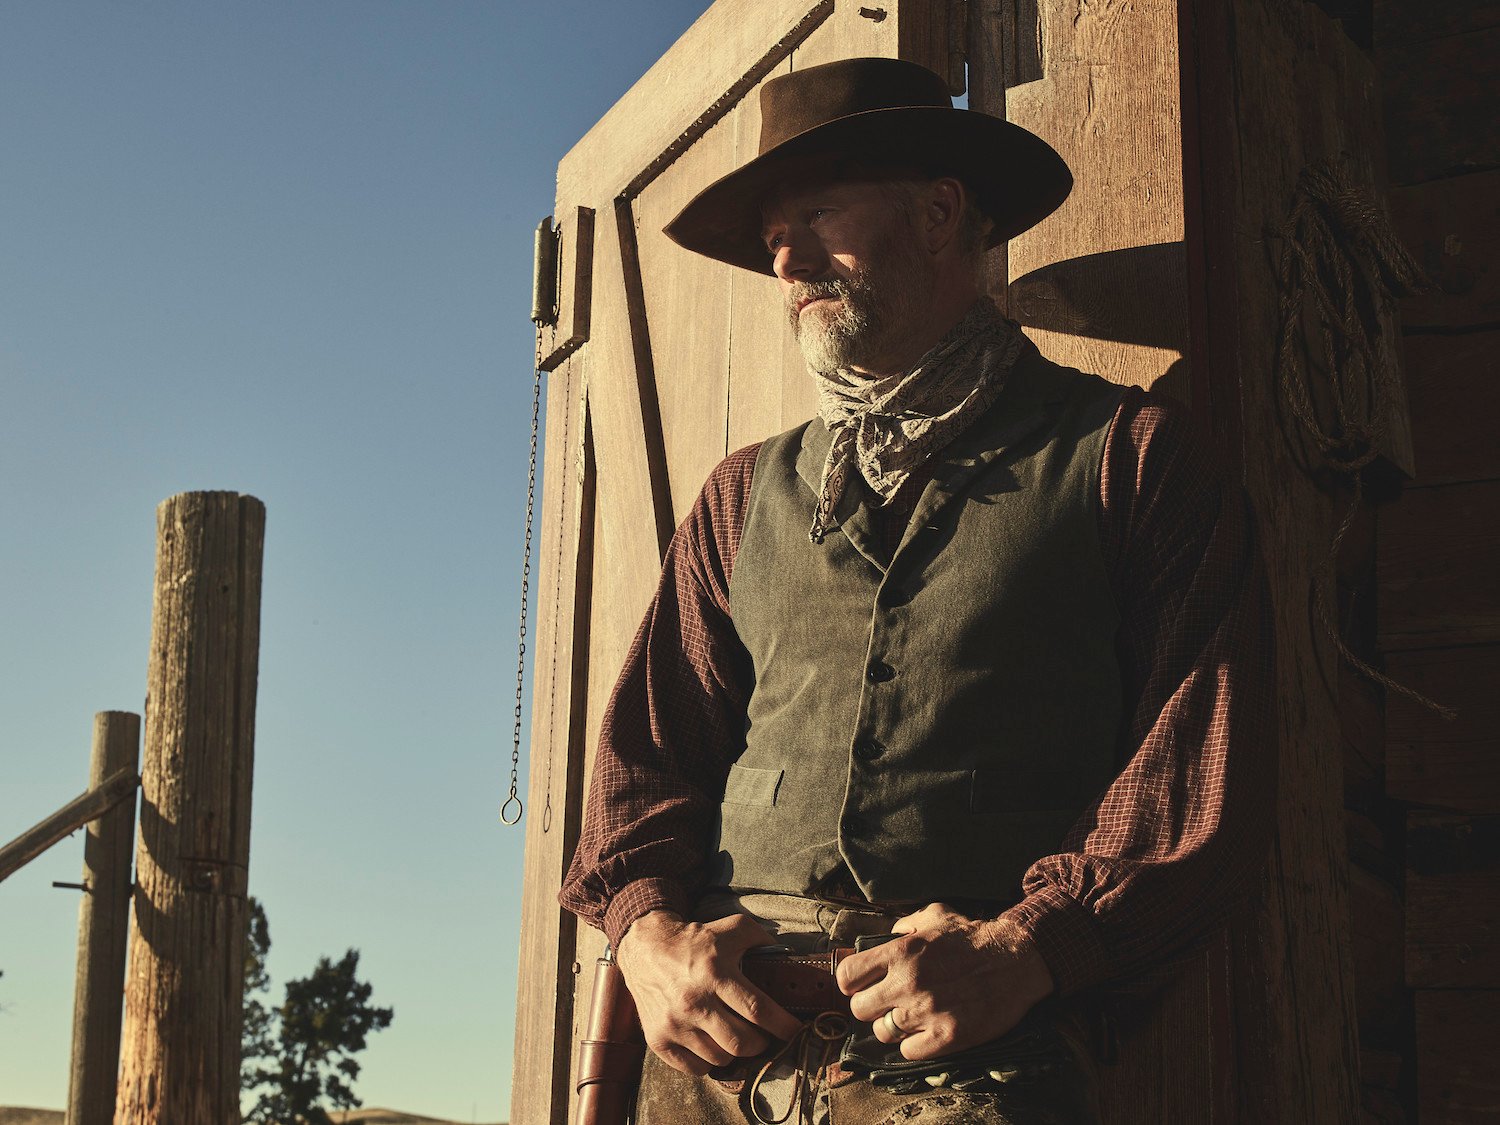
558, 386, 1275, 996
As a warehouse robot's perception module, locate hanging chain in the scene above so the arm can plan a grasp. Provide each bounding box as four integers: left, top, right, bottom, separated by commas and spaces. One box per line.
501, 335, 544, 825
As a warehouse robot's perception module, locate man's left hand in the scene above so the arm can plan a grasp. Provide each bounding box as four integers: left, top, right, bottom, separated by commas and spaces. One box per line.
834, 902, 1055, 1060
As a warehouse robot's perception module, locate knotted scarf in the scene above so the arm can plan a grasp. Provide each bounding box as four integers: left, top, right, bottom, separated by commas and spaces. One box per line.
809, 298, 1025, 544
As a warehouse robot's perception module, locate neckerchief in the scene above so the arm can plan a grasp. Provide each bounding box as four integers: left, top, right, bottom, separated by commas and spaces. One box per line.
809, 297, 1024, 544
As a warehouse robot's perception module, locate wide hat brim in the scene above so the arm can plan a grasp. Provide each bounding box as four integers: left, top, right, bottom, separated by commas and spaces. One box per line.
663, 104, 1073, 275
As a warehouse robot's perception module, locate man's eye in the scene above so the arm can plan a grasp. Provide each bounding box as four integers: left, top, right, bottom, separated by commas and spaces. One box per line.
766, 233, 784, 251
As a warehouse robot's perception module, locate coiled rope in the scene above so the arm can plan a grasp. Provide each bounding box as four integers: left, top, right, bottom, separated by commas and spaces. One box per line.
1273, 155, 1454, 719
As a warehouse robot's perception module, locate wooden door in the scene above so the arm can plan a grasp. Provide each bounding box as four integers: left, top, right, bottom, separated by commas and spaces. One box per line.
512, 4, 959, 1121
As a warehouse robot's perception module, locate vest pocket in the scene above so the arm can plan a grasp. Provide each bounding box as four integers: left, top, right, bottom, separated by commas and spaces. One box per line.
722, 763, 784, 807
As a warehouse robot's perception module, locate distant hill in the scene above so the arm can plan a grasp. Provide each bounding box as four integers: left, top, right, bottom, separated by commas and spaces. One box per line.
0, 1109, 502, 1125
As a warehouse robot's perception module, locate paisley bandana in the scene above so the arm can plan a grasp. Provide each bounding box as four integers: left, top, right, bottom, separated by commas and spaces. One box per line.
809, 297, 1025, 543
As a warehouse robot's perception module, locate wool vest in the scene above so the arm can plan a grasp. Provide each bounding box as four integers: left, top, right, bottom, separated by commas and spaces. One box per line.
714, 346, 1127, 903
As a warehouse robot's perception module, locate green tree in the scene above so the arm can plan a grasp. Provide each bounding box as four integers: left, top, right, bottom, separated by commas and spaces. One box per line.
242, 898, 394, 1125
242, 899, 276, 1095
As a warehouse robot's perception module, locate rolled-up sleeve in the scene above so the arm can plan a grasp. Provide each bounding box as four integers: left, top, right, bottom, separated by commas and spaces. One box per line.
1002, 389, 1277, 995
558, 444, 760, 950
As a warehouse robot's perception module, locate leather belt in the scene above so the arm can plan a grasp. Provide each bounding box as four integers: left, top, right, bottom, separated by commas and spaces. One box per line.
741, 948, 859, 1020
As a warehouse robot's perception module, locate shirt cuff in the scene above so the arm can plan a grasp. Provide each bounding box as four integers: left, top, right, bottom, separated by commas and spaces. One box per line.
602, 878, 692, 950
1000, 886, 1111, 996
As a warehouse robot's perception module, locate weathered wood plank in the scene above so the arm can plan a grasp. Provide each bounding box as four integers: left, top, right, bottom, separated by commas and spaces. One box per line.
633, 103, 736, 515
1350, 862, 1405, 1039
1374, 0, 1500, 48
556, 0, 834, 203
1379, 27, 1500, 186
1390, 171, 1500, 330
1186, 0, 1376, 1118
1386, 644, 1500, 811
1378, 480, 1500, 650
0, 766, 139, 885
1001, 0, 1191, 394
1406, 812, 1500, 988
1396, 331, 1500, 487
1416, 989, 1500, 1121
1342, 662, 1386, 794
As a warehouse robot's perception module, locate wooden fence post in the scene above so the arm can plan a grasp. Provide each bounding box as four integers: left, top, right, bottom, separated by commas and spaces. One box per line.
66, 710, 142, 1125
115, 492, 265, 1124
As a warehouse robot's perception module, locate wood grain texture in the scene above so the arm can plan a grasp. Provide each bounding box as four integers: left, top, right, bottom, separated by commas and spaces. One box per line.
1349, 863, 1405, 1040
556, 0, 833, 203
1416, 989, 1500, 1122
67, 712, 141, 1125
1185, 0, 1379, 1118
1378, 480, 1500, 650
0, 767, 138, 884
116, 491, 264, 1125
633, 109, 736, 515
1405, 812, 1500, 988
1374, 0, 1500, 49
1379, 27, 1500, 186
1386, 645, 1500, 812
1000, 0, 1191, 394
1397, 330, 1500, 487
1390, 171, 1500, 330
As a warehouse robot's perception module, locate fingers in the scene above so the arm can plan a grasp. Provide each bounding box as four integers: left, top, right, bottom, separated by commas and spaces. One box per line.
835, 942, 897, 996
647, 1000, 773, 1073
720, 975, 803, 1040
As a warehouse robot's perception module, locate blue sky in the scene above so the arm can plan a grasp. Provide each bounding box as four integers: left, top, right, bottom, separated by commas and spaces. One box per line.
0, 3, 709, 1119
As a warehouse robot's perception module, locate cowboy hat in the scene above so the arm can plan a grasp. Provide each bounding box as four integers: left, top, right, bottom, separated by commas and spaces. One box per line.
663, 56, 1072, 275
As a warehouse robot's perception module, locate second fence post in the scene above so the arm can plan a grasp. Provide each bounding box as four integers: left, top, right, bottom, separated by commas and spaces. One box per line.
66, 710, 141, 1125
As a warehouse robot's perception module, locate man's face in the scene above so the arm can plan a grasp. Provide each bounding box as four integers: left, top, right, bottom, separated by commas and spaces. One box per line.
760, 178, 934, 375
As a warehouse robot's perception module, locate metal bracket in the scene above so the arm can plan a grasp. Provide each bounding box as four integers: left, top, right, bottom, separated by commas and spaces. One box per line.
532, 216, 561, 328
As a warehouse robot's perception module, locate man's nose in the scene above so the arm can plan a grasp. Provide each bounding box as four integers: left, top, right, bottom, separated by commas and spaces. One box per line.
772, 229, 824, 282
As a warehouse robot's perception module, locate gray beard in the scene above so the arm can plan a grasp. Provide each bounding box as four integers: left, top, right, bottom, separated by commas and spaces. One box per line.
790, 284, 878, 372
784, 225, 932, 375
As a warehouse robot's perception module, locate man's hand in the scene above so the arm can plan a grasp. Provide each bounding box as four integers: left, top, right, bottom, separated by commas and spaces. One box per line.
615, 910, 804, 1075
835, 902, 1055, 1061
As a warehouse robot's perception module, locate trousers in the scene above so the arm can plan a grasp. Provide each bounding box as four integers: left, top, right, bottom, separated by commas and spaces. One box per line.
633, 891, 1103, 1125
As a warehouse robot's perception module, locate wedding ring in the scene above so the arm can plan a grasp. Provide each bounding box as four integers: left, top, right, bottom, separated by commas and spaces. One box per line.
881, 1010, 909, 1039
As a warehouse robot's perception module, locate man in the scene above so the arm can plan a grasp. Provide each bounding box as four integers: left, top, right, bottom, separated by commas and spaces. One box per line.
560, 57, 1274, 1124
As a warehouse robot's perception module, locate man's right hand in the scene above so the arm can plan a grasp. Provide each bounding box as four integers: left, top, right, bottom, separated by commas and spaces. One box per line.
614, 910, 803, 1075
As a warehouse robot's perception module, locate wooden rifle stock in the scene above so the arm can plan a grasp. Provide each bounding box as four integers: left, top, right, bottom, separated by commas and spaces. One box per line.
575, 947, 645, 1125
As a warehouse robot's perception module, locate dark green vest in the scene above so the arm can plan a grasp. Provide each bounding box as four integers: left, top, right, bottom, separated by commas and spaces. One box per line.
715, 346, 1127, 903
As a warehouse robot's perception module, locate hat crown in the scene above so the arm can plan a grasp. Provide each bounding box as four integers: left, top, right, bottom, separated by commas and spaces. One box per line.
758, 58, 952, 156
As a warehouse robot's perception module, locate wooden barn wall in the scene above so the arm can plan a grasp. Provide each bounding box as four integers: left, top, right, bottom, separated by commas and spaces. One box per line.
1370, 0, 1500, 1120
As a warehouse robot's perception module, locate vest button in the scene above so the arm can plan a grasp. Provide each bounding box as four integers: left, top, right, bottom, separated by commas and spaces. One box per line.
841, 814, 866, 836
854, 738, 884, 761
866, 660, 895, 683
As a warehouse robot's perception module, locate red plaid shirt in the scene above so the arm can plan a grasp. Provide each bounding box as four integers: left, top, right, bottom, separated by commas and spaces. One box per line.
558, 386, 1275, 996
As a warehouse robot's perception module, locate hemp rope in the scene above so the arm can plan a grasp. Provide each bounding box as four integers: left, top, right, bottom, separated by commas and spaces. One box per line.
1273, 155, 1455, 720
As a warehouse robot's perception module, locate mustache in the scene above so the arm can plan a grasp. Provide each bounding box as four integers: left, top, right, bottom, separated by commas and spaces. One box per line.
785, 278, 853, 320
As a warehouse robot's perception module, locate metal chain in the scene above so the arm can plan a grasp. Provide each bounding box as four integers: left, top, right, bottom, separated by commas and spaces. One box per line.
501, 336, 544, 825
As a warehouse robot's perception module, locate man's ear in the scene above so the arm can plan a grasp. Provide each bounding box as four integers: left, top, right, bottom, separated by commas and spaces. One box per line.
921, 177, 967, 254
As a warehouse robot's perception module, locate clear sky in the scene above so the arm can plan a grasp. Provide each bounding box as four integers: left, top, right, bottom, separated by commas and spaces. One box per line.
0, 2, 710, 1120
